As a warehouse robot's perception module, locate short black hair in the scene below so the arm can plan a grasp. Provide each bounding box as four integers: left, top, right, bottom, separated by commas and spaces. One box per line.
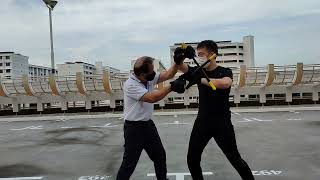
197, 40, 218, 55
133, 56, 154, 76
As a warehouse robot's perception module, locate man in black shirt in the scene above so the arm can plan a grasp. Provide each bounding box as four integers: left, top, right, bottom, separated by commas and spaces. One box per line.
174, 40, 255, 180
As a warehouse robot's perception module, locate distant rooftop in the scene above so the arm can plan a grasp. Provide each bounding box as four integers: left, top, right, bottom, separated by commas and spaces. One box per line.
29, 64, 52, 69
174, 41, 233, 46
0, 51, 14, 54
63, 61, 94, 66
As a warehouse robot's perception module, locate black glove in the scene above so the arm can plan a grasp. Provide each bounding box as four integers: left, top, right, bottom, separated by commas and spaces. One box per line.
173, 47, 185, 65
179, 69, 204, 89
184, 45, 196, 59
170, 78, 186, 94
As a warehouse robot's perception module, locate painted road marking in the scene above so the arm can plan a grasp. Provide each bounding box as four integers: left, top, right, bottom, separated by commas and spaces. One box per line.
238, 118, 253, 122
0, 177, 43, 180
10, 126, 43, 131
147, 172, 213, 180
287, 118, 302, 121
289, 110, 300, 114
8, 123, 119, 131
238, 118, 272, 122
90, 123, 119, 128
251, 118, 272, 122
160, 121, 191, 125
252, 170, 282, 176
78, 175, 111, 180
61, 126, 74, 129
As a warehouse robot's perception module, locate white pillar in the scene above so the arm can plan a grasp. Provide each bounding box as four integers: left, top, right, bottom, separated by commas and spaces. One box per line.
260, 88, 266, 103
286, 87, 293, 102
61, 101, 68, 111
85, 101, 92, 110
37, 103, 44, 112
234, 89, 241, 104
312, 86, 319, 102
12, 104, 20, 113
110, 97, 116, 109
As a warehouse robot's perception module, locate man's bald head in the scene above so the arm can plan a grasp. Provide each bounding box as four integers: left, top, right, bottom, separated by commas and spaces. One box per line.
133, 56, 154, 76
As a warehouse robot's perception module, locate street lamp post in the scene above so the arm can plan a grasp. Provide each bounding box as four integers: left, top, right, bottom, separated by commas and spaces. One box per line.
42, 0, 58, 74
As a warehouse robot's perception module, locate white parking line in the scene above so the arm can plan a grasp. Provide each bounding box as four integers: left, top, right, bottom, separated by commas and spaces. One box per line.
90, 123, 119, 128
61, 126, 74, 129
0, 177, 43, 180
237, 118, 272, 122
78, 175, 111, 180
287, 118, 302, 121
148, 172, 213, 180
160, 121, 191, 125
10, 126, 43, 131
251, 118, 273, 122
238, 118, 253, 122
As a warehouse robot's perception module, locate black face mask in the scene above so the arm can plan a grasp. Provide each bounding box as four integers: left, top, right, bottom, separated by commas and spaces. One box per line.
145, 71, 156, 81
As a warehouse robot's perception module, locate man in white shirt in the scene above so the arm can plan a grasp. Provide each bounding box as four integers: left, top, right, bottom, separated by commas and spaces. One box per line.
116, 56, 186, 180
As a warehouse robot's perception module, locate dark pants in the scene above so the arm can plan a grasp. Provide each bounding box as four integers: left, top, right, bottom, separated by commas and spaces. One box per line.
187, 118, 255, 180
116, 120, 167, 180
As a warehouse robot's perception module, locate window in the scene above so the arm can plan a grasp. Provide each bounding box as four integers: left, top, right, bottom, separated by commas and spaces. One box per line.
5, 62, 10, 66
0, 63, 2, 66
0, 56, 2, 59
219, 46, 236, 49
239, 60, 244, 62
239, 53, 243, 55
224, 60, 238, 63
302, 93, 312, 97
5, 56, 10, 59
224, 53, 237, 56
0, 70, 3, 73
6, 69, 11, 73
239, 46, 243, 49
274, 94, 285, 98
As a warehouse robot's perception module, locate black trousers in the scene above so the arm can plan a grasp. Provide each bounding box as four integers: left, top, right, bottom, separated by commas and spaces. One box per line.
187, 118, 255, 180
116, 120, 167, 180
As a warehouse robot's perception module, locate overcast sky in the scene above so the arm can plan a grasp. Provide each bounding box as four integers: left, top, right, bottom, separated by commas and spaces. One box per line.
0, 0, 319, 71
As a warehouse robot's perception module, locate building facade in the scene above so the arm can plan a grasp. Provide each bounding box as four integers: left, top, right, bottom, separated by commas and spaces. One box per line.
95, 61, 120, 75
169, 35, 255, 68
0, 52, 29, 79
57, 61, 96, 76
29, 64, 57, 77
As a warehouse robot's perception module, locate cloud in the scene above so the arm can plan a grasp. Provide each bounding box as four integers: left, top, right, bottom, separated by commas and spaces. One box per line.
0, 0, 319, 70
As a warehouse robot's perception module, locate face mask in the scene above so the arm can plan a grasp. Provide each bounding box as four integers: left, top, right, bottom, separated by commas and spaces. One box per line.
195, 56, 209, 68
145, 71, 156, 81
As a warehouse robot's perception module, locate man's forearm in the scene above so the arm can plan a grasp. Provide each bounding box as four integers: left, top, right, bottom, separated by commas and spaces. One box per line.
157, 85, 171, 101
167, 64, 179, 79
200, 78, 231, 89
141, 86, 171, 103
177, 63, 189, 73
